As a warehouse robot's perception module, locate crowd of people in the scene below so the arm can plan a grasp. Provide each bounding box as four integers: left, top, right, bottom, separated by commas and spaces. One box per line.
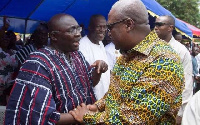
0, 0, 200, 124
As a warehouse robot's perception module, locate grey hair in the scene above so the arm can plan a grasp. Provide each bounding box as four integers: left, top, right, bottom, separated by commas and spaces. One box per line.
110, 0, 148, 24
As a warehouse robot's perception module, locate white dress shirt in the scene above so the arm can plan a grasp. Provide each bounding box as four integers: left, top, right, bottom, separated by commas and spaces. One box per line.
79, 36, 110, 100
169, 36, 193, 117
105, 42, 121, 71
182, 90, 200, 125
195, 53, 200, 74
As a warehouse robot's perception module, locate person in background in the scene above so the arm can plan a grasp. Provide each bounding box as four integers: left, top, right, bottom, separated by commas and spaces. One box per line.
69, 0, 184, 124
195, 44, 200, 73
192, 43, 200, 93
174, 32, 183, 43
102, 33, 111, 46
0, 17, 18, 106
79, 14, 110, 100
15, 34, 24, 50
80, 24, 86, 37
5, 13, 108, 125
0, 33, 18, 105
155, 15, 193, 124
104, 34, 121, 71
0, 16, 9, 39
182, 89, 200, 125
15, 23, 48, 66
6, 30, 17, 53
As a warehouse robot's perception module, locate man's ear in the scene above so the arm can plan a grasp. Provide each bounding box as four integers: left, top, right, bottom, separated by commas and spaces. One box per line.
126, 19, 135, 31
50, 32, 57, 41
168, 25, 174, 32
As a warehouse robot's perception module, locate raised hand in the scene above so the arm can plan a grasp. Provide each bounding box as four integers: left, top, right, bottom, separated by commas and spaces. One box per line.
91, 60, 108, 74
91, 60, 108, 87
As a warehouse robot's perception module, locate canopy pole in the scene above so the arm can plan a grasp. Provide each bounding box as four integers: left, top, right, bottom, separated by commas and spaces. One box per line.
23, 19, 27, 43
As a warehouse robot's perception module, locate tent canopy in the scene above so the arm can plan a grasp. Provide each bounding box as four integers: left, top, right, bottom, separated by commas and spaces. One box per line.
0, 0, 193, 38
177, 18, 200, 37
0, 0, 115, 33
142, 0, 193, 38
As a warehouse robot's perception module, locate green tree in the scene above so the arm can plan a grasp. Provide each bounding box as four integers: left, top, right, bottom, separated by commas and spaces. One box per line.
156, 0, 200, 28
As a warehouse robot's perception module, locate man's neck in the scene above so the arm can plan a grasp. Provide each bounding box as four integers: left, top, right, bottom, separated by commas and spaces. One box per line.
163, 34, 172, 43
87, 34, 100, 45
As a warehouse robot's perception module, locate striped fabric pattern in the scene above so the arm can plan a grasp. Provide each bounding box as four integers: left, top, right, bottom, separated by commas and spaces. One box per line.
5, 47, 96, 125
15, 44, 36, 65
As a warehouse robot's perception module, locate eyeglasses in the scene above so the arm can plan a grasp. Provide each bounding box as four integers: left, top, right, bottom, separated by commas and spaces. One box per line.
51, 26, 82, 35
107, 18, 129, 32
154, 22, 170, 27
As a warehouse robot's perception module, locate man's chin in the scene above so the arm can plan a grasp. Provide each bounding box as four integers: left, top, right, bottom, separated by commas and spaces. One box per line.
74, 47, 79, 51
97, 35, 105, 41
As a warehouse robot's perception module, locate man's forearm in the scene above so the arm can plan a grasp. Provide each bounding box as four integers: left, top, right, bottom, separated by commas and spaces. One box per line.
92, 72, 102, 87
56, 113, 78, 125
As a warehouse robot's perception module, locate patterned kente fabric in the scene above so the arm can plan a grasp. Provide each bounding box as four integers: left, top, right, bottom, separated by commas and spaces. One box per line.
5, 47, 96, 125
83, 31, 184, 125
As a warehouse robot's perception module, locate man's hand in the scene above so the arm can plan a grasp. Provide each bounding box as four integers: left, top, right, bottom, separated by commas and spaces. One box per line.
87, 104, 98, 112
91, 60, 108, 74
69, 103, 89, 123
91, 60, 108, 86
176, 115, 182, 125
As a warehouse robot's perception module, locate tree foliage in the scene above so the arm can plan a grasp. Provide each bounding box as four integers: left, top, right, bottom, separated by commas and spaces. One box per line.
156, 0, 200, 28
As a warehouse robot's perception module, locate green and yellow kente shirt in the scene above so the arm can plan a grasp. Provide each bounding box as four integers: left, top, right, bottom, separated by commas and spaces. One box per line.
83, 31, 184, 125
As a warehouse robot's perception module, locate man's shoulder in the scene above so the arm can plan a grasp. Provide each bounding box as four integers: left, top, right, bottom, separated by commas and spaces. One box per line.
170, 37, 189, 52
79, 36, 92, 48
196, 53, 200, 58
151, 38, 181, 61
28, 47, 51, 59
152, 37, 173, 51
105, 43, 115, 52
17, 44, 35, 53
80, 36, 90, 43
22, 47, 54, 69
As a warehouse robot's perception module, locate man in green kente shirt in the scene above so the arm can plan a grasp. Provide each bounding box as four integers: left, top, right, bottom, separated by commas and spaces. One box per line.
70, 0, 184, 124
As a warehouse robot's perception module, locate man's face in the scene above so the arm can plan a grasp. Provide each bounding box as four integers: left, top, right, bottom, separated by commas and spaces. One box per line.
16, 34, 21, 41
89, 17, 107, 42
107, 11, 128, 50
154, 17, 171, 40
174, 34, 182, 42
53, 17, 82, 53
194, 46, 199, 56
35, 27, 49, 46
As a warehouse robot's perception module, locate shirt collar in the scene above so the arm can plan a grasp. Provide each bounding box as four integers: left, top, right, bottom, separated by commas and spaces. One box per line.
47, 46, 67, 58
169, 36, 176, 45
126, 31, 158, 56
